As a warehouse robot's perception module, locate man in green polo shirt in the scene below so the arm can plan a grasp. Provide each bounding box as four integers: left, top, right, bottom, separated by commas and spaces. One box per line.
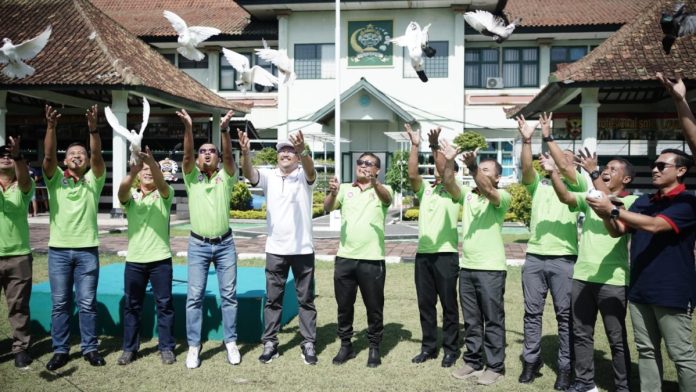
179, 109, 241, 369
405, 125, 461, 368
0, 138, 35, 368
116, 147, 175, 366
324, 152, 393, 368
441, 140, 511, 386
545, 151, 636, 392
43, 104, 107, 371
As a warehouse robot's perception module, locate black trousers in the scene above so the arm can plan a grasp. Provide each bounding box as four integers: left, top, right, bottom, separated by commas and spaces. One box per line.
414, 252, 459, 355
334, 256, 386, 347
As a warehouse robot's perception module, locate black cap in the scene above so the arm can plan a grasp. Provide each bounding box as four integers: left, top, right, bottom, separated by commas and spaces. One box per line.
0, 145, 9, 156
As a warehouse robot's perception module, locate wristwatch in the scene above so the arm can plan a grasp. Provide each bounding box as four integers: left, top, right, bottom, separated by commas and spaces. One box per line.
429, 144, 439, 150
299, 149, 309, 157
610, 206, 620, 220
590, 170, 601, 180
542, 135, 554, 143
221, 125, 230, 134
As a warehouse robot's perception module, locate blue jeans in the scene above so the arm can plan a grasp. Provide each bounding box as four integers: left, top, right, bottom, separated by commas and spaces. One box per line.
123, 259, 174, 352
186, 235, 238, 346
48, 247, 99, 354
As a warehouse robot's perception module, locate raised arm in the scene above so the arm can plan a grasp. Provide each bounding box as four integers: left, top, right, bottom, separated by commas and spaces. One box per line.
542, 153, 577, 207
540, 112, 577, 183
237, 128, 259, 185
43, 105, 60, 178
404, 123, 422, 193
440, 140, 462, 201
179, 109, 194, 175
86, 105, 105, 178
219, 110, 237, 176
516, 115, 538, 185
324, 176, 340, 212
657, 72, 696, 154
7, 136, 31, 193
370, 175, 392, 205
118, 160, 142, 204
575, 147, 609, 193
462, 148, 501, 206
139, 146, 169, 199
290, 130, 316, 183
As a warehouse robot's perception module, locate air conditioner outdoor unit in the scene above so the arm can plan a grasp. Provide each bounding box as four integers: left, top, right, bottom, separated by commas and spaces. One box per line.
486, 77, 504, 89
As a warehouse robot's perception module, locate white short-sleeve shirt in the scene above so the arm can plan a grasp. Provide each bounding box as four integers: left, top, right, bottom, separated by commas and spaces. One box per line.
256, 167, 315, 255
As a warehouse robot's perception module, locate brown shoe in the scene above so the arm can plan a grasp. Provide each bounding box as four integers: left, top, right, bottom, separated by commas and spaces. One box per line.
477, 369, 505, 385
451, 363, 484, 380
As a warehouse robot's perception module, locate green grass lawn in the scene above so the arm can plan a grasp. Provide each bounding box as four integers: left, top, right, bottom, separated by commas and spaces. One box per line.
0, 255, 685, 391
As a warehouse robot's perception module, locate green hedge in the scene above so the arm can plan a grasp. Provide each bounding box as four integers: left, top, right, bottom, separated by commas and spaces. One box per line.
403, 208, 420, 221
230, 210, 266, 219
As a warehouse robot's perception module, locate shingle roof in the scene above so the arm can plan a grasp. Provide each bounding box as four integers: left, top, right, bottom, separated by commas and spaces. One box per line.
503, 0, 650, 28
0, 0, 248, 112
90, 0, 274, 38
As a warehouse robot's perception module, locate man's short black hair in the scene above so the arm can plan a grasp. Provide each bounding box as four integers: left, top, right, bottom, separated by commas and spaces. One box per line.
660, 148, 693, 182
609, 157, 635, 184
66, 142, 89, 154
479, 158, 502, 176
358, 152, 381, 169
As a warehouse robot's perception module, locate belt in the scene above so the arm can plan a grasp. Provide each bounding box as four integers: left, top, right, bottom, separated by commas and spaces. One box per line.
191, 229, 232, 244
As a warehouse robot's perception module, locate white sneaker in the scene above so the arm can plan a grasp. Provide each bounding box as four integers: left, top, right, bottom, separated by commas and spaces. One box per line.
226, 341, 241, 365
186, 345, 201, 369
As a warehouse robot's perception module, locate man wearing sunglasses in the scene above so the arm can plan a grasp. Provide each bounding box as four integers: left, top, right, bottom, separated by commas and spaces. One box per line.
441, 140, 511, 386
324, 152, 393, 368
546, 149, 636, 392
180, 109, 241, 369
0, 138, 35, 368
237, 129, 318, 365
586, 72, 696, 392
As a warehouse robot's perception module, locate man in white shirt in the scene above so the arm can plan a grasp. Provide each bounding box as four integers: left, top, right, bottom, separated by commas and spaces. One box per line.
238, 129, 318, 365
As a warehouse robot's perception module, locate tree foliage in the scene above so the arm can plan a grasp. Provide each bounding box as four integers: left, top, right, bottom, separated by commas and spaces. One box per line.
385, 150, 411, 194
453, 131, 488, 151
230, 181, 253, 211
505, 182, 532, 226
251, 147, 278, 166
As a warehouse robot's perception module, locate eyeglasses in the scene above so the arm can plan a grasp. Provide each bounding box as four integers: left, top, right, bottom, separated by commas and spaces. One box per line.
650, 161, 678, 172
356, 159, 377, 168
198, 148, 217, 155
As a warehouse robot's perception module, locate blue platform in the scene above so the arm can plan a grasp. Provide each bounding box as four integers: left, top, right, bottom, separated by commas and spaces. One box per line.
30, 264, 299, 343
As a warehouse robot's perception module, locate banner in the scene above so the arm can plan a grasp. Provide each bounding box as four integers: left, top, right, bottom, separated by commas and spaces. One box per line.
348, 20, 393, 67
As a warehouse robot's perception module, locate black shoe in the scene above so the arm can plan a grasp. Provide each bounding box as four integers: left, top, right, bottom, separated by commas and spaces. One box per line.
554, 369, 572, 391
46, 353, 69, 371
160, 350, 176, 365
14, 351, 33, 368
411, 351, 436, 364
117, 351, 137, 365
441, 352, 458, 368
518, 360, 543, 383
332, 345, 356, 365
367, 347, 381, 368
258, 342, 279, 364
83, 351, 106, 366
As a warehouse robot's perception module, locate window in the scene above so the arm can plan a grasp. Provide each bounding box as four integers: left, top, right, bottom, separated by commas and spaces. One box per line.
294, 44, 335, 79
162, 53, 176, 65
465, 48, 499, 87
550, 46, 587, 72
477, 140, 515, 177
502, 48, 538, 87
220, 52, 278, 92
403, 41, 449, 78
177, 54, 208, 69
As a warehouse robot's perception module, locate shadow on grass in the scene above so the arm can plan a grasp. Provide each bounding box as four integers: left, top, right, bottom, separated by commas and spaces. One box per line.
39, 366, 78, 381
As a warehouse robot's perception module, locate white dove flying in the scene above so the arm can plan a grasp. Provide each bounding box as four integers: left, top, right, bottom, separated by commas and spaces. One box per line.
105, 97, 150, 166
163, 10, 221, 61
389, 21, 434, 83
0, 25, 52, 79
255, 38, 296, 85
222, 47, 279, 92
463, 10, 521, 43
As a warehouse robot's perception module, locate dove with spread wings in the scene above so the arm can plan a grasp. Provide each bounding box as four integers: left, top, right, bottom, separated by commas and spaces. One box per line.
163, 10, 221, 61
463, 10, 521, 43
0, 26, 52, 79
389, 21, 435, 83
222, 47, 279, 92
105, 97, 150, 166
255, 38, 296, 85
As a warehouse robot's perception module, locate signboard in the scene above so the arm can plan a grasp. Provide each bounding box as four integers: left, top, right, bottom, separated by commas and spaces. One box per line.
348, 20, 393, 67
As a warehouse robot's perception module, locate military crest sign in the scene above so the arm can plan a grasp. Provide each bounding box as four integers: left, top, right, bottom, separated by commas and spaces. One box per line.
348, 20, 393, 67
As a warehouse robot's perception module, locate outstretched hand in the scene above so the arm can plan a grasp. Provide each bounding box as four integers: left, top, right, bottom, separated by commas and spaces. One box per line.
574, 147, 598, 173
539, 112, 552, 137
657, 72, 686, 102
86, 104, 98, 133
220, 110, 235, 130
515, 114, 538, 141
439, 139, 461, 161
45, 105, 61, 128
461, 147, 480, 167
176, 109, 192, 129
289, 130, 306, 153
237, 128, 250, 154
404, 123, 420, 147
7, 135, 22, 159
539, 152, 556, 173
427, 128, 441, 147
328, 176, 340, 196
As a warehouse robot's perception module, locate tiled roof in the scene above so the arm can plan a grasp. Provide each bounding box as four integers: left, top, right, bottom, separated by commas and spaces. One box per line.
90, 0, 274, 37
0, 0, 248, 112
503, 0, 651, 27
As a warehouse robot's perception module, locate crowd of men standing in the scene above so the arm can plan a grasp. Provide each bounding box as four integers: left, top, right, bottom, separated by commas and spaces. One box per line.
1, 74, 696, 391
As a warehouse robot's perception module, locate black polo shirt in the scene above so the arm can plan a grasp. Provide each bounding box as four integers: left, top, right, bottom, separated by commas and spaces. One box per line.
628, 184, 696, 311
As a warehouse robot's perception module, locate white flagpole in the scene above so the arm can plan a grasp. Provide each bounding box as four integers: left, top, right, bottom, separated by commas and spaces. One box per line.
334, 0, 341, 182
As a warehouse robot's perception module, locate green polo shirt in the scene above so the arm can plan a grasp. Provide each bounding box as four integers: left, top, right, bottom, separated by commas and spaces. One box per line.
334, 183, 393, 260
184, 166, 236, 237
0, 180, 35, 256
460, 186, 512, 271
525, 173, 587, 256
46, 167, 105, 248
123, 186, 174, 263
572, 193, 637, 286
415, 181, 461, 253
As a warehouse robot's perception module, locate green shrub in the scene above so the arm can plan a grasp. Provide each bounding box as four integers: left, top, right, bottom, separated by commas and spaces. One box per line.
312, 205, 325, 218
230, 181, 253, 211
505, 182, 532, 226
454, 131, 488, 151
251, 147, 278, 166
312, 190, 325, 206
229, 209, 266, 219
403, 207, 420, 221
385, 150, 411, 193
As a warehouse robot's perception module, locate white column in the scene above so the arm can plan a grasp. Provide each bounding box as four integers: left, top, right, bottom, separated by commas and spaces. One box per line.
278, 14, 290, 140
111, 90, 129, 217
0, 91, 7, 146
580, 88, 600, 152
537, 38, 552, 88
208, 49, 220, 92
329, 0, 342, 231
453, 9, 465, 134
212, 111, 221, 148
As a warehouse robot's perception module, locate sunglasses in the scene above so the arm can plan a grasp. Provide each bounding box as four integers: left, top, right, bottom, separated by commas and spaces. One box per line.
650, 161, 678, 172
357, 159, 377, 168
198, 148, 217, 155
